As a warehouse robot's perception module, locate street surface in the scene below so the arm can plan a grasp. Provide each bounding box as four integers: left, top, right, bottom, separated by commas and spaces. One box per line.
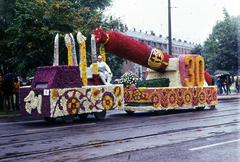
0, 98, 239, 162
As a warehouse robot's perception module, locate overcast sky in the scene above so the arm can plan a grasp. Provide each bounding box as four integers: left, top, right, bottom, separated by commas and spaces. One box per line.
104, 0, 240, 45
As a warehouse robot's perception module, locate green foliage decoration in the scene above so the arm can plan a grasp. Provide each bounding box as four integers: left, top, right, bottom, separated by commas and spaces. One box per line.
136, 78, 169, 88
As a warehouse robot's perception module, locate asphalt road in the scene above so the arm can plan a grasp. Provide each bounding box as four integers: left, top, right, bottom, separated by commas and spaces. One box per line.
0, 99, 239, 162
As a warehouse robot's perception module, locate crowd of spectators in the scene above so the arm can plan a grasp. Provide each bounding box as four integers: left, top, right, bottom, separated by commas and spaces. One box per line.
0, 76, 31, 112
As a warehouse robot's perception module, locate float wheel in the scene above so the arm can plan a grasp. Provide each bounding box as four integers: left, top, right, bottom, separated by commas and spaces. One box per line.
94, 110, 106, 120
78, 113, 89, 120
62, 115, 75, 123
196, 106, 205, 110
125, 110, 135, 115
44, 117, 56, 123
154, 110, 166, 115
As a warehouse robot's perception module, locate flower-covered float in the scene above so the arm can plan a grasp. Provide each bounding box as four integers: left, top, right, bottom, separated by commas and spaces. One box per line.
92, 28, 217, 114
20, 32, 124, 123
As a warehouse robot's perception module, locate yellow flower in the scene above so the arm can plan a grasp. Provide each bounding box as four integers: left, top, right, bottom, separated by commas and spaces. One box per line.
103, 95, 113, 110
91, 88, 100, 99
92, 63, 98, 75
113, 86, 121, 97
117, 100, 122, 108
52, 89, 59, 99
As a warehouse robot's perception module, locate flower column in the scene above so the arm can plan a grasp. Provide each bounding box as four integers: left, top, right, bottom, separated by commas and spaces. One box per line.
77, 32, 87, 86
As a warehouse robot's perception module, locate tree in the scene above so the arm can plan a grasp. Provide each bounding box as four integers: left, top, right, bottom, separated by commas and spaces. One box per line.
202, 8, 239, 76
6, 0, 106, 77
0, 0, 16, 76
190, 44, 203, 55
5, 0, 124, 77
69, 0, 112, 12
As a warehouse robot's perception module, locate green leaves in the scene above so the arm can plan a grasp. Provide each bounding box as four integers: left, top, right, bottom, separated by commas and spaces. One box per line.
2, 0, 123, 77
202, 9, 239, 76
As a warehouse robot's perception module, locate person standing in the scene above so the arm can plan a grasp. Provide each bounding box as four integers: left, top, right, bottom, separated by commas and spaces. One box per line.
221, 78, 226, 94
238, 76, 240, 93
216, 77, 222, 94
0, 76, 3, 111
26, 76, 31, 85
225, 75, 231, 95
2, 79, 13, 111
13, 78, 20, 110
236, 76, 239, 93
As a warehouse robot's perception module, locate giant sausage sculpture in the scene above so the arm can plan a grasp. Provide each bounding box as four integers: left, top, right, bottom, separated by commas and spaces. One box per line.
92, 28, 174, 72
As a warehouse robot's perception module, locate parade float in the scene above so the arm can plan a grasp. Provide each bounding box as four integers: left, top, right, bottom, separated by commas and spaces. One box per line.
19, 32, 124, 123
92, 28, 217, 114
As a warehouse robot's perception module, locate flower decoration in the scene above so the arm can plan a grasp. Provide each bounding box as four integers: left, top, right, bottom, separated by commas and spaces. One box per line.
195, 56, 205, 86
177, 88, 183, 99
192, 87, 198, 98
91, 88, 100, 99
184, 55, 195, 87
149, 91, 161, 108
204, 71, 212, 86
52, 89, 59, 99
183, 90, 192, 105
113, 86, 122, 97
67, 97, 80, 114
141, 92, 149, 100
119, 71, 138, 87
206, 88, 211, 99
80, 40, 87, 86
99, 34, 109, 62
168, 90, 177, 106
162, 88, 167, 98
212, 89, 217, 102
124, 90, 130, 101
92, 63, 98, 75
117, 100, 123, 108
102, 92, 114, 110
198, 90, 206, 104
133, 89, 142, 100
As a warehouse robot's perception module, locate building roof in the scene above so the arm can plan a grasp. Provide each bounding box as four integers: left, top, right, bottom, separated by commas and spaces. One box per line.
119, 30, 195, 49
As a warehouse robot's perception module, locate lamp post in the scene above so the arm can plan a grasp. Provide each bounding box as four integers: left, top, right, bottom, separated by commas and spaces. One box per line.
168, 0, 172, 55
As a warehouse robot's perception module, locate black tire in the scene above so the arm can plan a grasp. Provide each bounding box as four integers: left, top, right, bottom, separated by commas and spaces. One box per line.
125, 110, 135, 115
44, 117, 56, 123
78, 113, 89, 120
210, 105, 216, 110
154, 110, 166, 115
94, 110, 106, 120
62, 115, 75, 123
196, 106, 205, 110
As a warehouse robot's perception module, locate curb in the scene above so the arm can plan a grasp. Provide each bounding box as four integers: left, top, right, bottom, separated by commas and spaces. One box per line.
0, 113, 22, 118
217, 94, 240, 100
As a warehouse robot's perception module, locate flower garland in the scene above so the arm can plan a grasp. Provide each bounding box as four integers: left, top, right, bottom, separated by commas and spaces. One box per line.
123, 86, 217, 111
99, 34, 109, 62
80, 41, 87, 86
